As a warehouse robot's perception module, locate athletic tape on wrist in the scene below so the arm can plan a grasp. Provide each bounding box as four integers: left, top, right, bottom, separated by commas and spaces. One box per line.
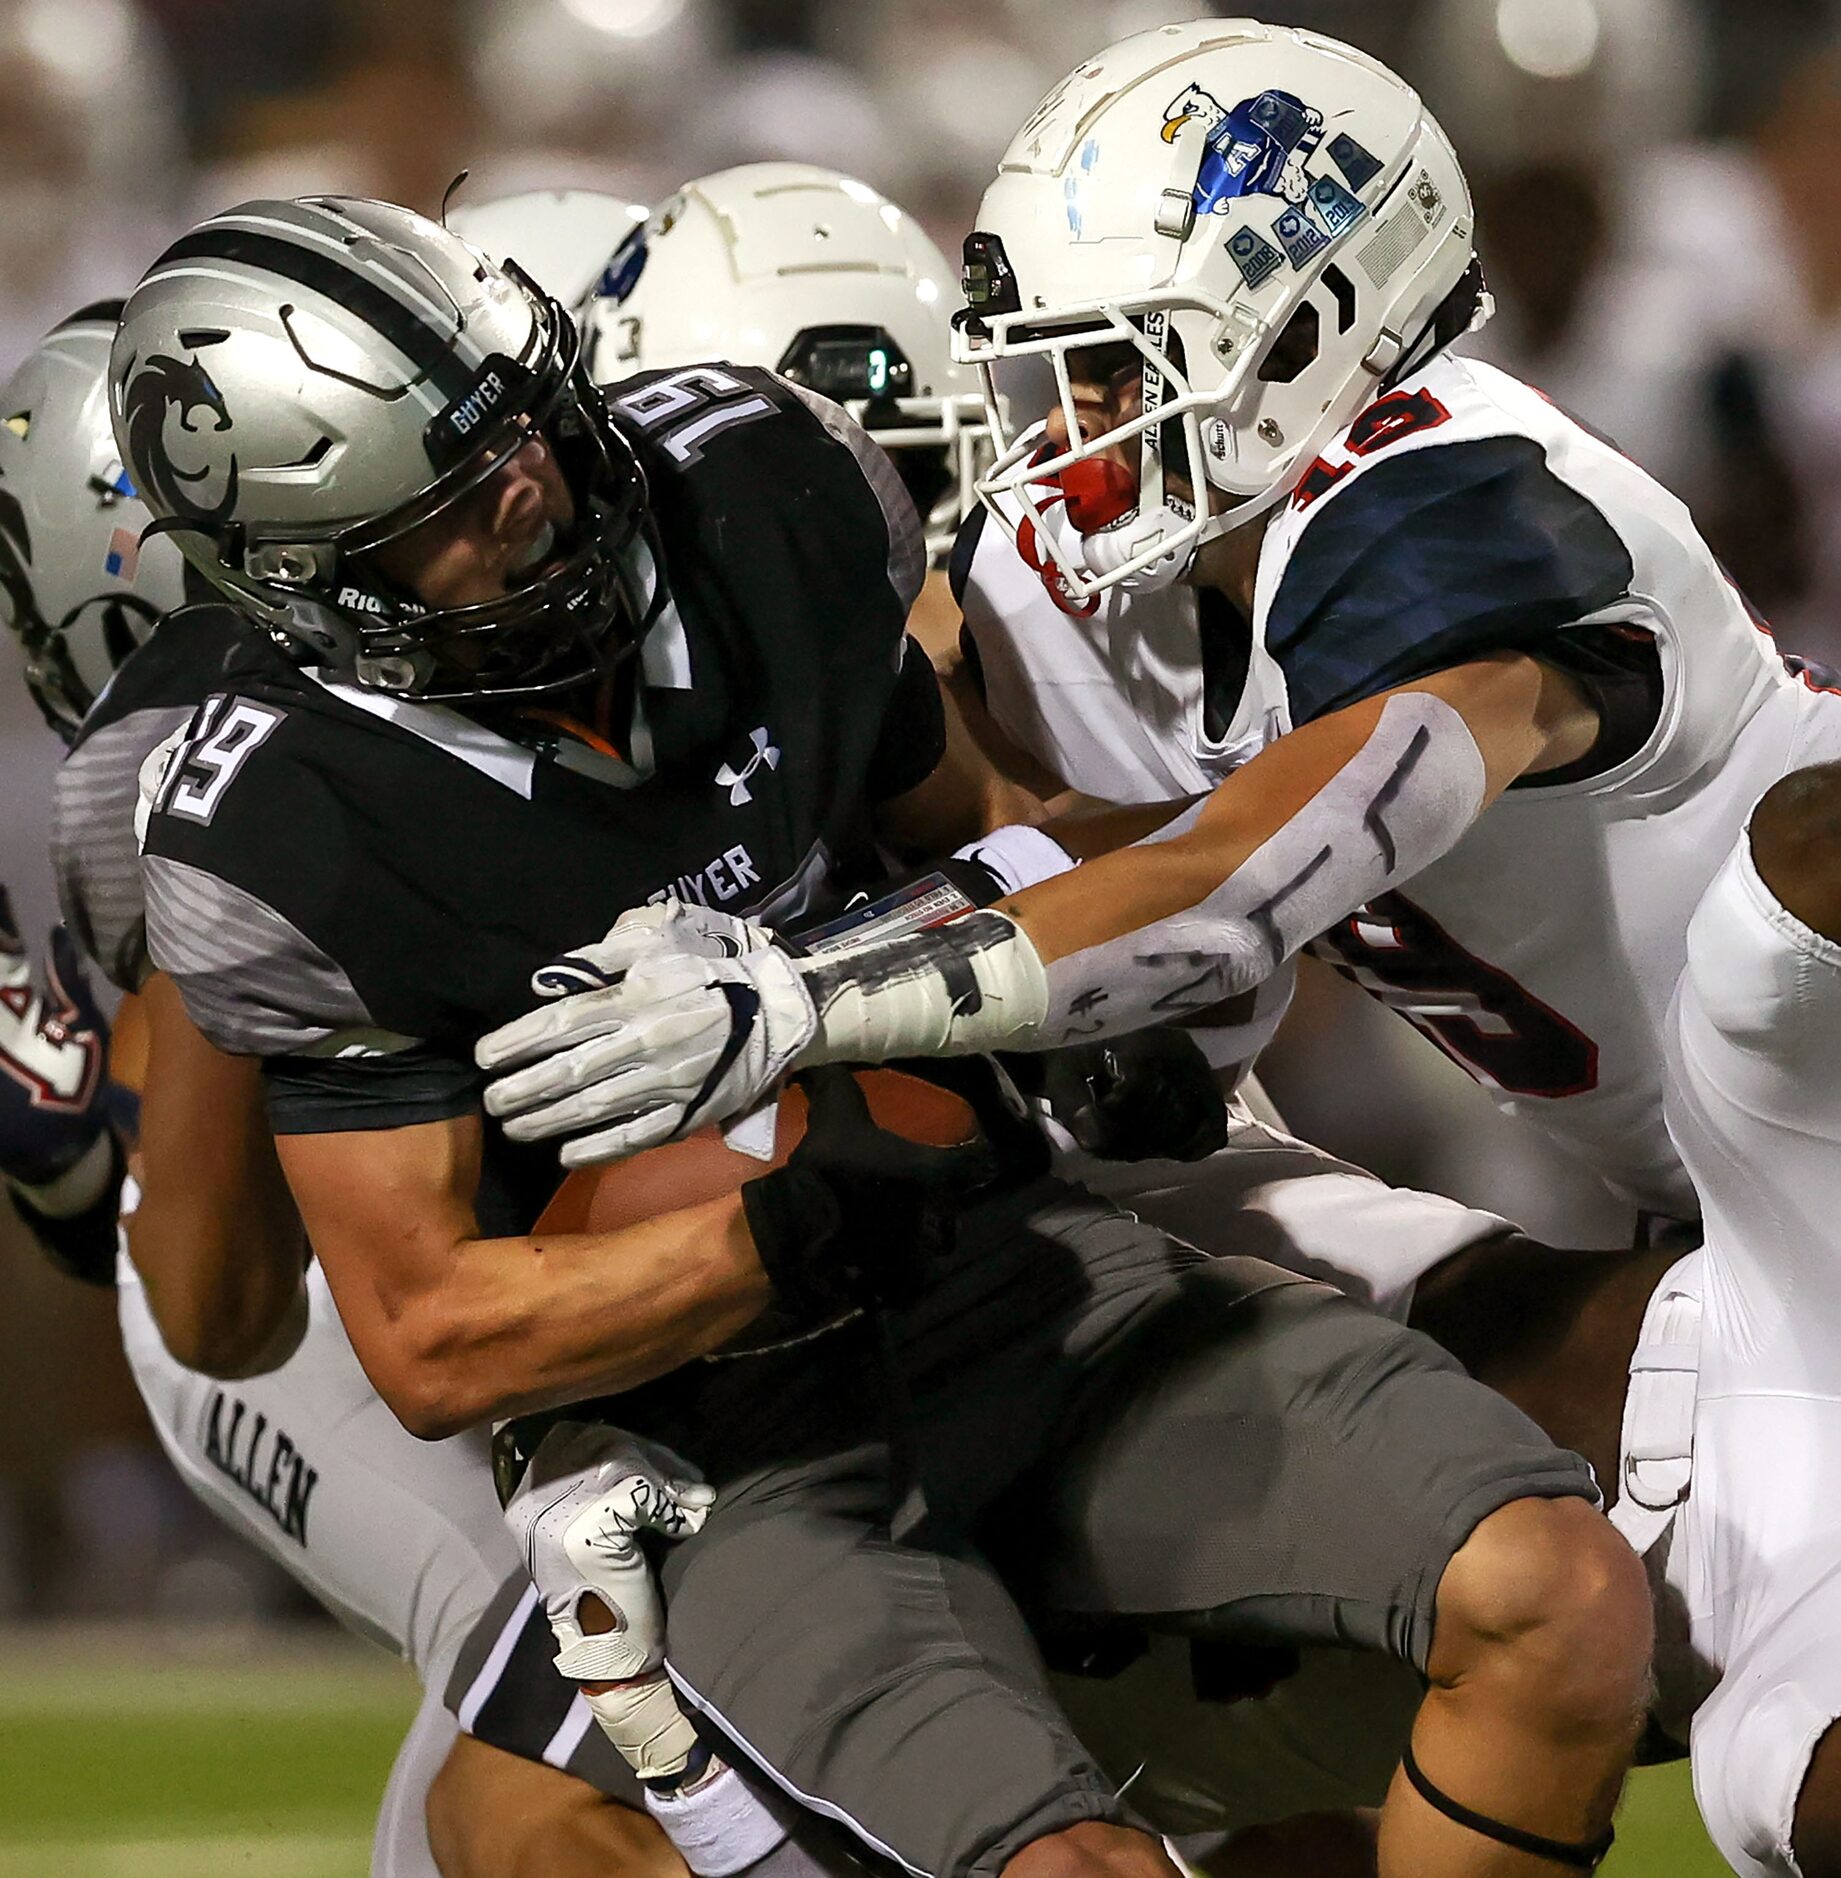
581, 1669, 701, 1782
796, 909, 1050, 1063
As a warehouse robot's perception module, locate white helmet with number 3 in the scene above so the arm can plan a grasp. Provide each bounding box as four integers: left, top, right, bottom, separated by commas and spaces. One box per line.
956, 18, 1486, 595
582, 162, 985, 561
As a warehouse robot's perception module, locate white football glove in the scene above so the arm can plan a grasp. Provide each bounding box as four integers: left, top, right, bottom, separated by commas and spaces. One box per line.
479, 926, 817, 1166
527, 900, 776, 1000
504, 1422, 715, 1782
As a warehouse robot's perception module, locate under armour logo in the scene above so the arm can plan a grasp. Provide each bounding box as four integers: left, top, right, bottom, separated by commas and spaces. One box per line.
715, 726, 780, 806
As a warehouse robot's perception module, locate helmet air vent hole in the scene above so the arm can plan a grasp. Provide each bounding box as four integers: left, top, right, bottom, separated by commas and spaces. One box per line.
1322, 265, 1358, 334
178, 329, 230, 349
1258, 302, 1320, 385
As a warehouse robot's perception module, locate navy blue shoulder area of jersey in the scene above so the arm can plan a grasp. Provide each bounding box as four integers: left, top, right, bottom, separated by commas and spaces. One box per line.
1268, 435, 1636, 724
74, 603, 259, 743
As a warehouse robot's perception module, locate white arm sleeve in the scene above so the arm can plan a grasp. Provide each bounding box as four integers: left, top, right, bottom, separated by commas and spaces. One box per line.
795, 692, 1487, 1059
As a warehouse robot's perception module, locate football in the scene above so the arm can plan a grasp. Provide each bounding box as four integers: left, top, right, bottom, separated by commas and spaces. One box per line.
535, 1069, 982, 1234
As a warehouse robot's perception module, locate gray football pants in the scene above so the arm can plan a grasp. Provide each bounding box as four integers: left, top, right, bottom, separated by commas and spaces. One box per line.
602, 1176, 1594, 1878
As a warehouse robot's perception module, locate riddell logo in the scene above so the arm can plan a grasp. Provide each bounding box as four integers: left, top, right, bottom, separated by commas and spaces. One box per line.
715, 726, 780, 806
335, 587, 387, 614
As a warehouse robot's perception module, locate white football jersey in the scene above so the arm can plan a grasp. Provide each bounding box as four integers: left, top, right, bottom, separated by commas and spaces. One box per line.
956, 447, 1284, 808
959, 353, 1816, 1216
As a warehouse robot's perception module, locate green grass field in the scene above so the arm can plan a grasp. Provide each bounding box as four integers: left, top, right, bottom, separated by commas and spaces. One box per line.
0, 1630, 1731, 1876
0, 1633, 415, 1876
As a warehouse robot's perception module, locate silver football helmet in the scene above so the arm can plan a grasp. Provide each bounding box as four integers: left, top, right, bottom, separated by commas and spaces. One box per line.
583, 162, 985, 560
0, 301, 187, 741
108, 196, 652, 701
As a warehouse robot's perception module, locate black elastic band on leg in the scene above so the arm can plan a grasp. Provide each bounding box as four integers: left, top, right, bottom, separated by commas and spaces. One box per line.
1401, 1744, 1616, 1871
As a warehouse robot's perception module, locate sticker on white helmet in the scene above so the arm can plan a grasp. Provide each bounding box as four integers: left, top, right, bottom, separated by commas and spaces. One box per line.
1410, 172, 1448, 228
1306, 175, 1366, 238
1327, 133, 1383, 193
1273, 206, 1329, 270
1227, 227, 1284, 290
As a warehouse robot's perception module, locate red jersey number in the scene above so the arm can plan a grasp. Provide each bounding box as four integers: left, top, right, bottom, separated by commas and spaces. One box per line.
1293, 388, 1454, 512
1313, 891, 1599, 1098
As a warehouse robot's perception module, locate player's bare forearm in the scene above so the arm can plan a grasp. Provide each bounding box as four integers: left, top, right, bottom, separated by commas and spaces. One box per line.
126, 974, 308, 1379
1002, 653, 1590, 965
425, 1733, 685, 1878
427, 1200, 769, 1431
278, 1114, 772, 1439
1040, 793, 1201, 858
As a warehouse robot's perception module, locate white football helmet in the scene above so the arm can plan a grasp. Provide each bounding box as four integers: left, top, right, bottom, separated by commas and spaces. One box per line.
0, 302, 187, 740
955, 18, 1486, 596
446, 190, 647, 311
582, 162, 986, 561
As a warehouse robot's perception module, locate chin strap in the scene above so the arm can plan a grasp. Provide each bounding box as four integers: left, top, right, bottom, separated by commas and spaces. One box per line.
1381, 259, 1492, 394
1080, 501, 1198, 592
1401, 1744, 1616, 1871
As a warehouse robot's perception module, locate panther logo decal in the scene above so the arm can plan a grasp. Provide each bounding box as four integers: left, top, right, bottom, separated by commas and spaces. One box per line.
120, 353, 240, 526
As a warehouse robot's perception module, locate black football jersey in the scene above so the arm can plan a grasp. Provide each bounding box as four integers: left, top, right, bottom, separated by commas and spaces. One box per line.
125, 371, 938, 1223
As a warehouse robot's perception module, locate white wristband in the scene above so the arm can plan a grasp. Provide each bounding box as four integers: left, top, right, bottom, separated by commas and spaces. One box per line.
644, 1760, 790, 1877
951, 825, 1077, 896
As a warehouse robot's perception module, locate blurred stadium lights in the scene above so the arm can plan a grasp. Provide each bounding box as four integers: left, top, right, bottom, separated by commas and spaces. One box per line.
558, 0, 688, 36
1495, 0, 1604, 80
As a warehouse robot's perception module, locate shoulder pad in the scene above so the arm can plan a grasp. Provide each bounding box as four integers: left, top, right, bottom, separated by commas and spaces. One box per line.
1262, 408, 1634, 723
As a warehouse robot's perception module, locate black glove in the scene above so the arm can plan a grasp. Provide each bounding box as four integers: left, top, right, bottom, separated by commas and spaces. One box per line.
742, 1066, 998, 1318
10, 1131, 126, 1287
1029, 1025, 1228, 1163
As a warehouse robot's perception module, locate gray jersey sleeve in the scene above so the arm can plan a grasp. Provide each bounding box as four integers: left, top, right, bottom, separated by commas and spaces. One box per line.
52, 704, 195, 992
141, 852, 384, 1058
